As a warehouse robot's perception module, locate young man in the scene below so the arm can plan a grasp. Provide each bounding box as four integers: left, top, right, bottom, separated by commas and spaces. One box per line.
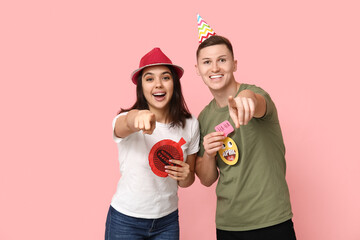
195, 35, 296, 240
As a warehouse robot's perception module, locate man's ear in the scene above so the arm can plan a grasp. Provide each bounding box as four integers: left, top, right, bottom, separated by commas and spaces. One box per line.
233, 60, 238, 72
195, 64, 200, 76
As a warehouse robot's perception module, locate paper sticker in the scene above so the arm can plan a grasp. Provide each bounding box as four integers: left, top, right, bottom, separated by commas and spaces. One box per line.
215, 120, 234, 137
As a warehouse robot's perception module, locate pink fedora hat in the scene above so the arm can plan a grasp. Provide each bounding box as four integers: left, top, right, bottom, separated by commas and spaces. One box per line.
131, 48, 184, 84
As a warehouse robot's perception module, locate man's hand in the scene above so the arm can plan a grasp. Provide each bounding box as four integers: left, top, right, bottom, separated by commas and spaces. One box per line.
203, 132, 226, 158
228, 95, 256, 128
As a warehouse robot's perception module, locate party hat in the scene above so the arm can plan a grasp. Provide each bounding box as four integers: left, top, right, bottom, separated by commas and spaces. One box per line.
197, 14, 216, 43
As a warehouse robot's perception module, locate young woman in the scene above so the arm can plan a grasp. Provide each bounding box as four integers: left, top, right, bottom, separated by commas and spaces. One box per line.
105, 48, 199, 240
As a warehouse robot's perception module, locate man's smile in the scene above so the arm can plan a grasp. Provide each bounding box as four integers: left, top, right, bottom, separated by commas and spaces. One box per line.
209, 74, 224, 79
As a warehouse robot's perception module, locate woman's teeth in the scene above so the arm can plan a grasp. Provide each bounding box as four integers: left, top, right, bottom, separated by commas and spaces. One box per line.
153, 93, 165, 96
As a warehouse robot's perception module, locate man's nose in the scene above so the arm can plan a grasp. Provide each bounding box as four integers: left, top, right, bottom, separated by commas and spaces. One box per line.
212, 62, 220, 72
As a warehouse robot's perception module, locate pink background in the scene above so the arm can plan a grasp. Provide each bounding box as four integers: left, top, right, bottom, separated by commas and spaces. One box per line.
1, 0, 360, 239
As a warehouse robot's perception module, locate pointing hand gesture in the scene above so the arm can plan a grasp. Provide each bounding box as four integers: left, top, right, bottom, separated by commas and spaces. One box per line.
133, 110, 156, 135
228, 95, 255, 128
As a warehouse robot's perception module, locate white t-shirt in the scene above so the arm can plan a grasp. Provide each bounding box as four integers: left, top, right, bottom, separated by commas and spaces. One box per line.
110, 112, 200, 219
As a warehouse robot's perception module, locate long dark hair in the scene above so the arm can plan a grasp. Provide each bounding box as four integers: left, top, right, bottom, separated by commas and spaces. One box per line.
119, 65, 191, 128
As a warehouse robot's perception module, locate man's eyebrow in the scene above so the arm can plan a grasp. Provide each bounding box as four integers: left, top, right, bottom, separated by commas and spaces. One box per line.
201, 55, 228, 60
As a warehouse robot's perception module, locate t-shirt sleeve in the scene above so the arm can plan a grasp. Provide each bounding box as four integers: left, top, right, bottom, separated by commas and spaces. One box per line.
186, 116, 200, 155
112, 112, 128, 143
245, 85, 277, 122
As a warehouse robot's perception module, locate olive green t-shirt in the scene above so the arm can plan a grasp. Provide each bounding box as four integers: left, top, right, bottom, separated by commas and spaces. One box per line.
198, 84, 293, 231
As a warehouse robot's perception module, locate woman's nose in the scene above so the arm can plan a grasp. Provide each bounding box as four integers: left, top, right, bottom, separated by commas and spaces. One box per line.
154, 78, 163, 87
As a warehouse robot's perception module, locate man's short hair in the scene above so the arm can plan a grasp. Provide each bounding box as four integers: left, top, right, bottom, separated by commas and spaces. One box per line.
196, 35, 234, 59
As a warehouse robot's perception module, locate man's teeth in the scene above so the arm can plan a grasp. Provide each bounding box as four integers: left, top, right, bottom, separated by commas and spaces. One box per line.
210, 75, 223, 79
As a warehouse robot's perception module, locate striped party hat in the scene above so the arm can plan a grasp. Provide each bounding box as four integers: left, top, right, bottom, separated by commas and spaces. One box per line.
197, 14, 216, 43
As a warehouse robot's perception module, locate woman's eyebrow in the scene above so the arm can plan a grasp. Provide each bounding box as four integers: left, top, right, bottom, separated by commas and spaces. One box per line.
143, 72, 154, 77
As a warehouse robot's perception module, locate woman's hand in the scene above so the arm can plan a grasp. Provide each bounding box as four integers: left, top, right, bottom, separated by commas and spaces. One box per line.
165, 160, 190, 181
131, 110, 156, 135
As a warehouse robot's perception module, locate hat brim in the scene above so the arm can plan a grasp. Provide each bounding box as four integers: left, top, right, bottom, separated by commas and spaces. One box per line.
131, 63, 184, 85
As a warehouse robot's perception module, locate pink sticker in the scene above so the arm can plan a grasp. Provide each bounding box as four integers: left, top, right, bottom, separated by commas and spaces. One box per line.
215, 120, 234, 137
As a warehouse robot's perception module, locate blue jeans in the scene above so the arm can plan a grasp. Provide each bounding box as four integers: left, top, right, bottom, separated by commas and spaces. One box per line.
105, 206, 179, 240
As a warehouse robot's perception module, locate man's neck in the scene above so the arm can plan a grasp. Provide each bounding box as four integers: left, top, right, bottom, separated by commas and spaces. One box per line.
211, 81, 241, 108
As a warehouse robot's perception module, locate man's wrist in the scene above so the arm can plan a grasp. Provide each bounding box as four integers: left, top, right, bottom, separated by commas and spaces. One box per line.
204, 152, 216, 161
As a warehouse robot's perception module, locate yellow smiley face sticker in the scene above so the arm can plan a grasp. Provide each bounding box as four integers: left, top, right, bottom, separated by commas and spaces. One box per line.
218, 137, 239, 165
